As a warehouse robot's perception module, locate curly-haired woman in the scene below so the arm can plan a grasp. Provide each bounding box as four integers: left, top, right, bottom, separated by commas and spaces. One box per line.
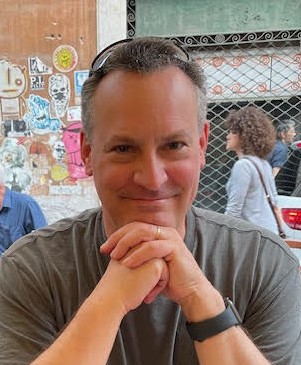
225, 105, 282, 234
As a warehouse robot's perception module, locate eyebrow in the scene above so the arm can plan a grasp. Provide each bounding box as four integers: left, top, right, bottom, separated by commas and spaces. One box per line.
105, 129, 189, 146
103, 129, 193, 151
160, 130, 193, 143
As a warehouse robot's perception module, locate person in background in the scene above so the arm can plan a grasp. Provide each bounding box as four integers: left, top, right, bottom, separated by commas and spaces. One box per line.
225, 106, 282, 234
0, 165, 47, 254
0, 37, 300, 365
275, 141, 301, 196
267, 119, 296, 177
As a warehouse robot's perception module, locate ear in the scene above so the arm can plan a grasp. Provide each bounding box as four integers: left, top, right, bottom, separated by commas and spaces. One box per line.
280, 130, 286, 141
80, 131, 93, 176
199, 121, 210, 169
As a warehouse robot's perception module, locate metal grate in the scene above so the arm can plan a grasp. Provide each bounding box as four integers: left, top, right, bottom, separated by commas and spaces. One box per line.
126, 6, 301, 213
175, 31, 301, 212
195, 97, 301, 212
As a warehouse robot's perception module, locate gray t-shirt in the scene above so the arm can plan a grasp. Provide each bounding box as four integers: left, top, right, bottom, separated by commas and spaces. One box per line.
0, 207, 300, 364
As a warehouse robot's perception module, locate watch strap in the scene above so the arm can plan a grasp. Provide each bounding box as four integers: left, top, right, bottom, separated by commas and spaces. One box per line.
186, 298, 241, 342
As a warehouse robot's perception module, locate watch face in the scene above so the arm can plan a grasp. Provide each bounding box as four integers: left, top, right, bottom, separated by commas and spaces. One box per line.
225, 298, 242, 323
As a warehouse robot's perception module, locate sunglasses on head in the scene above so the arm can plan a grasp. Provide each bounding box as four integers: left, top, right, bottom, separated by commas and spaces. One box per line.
88, 37, 190, 77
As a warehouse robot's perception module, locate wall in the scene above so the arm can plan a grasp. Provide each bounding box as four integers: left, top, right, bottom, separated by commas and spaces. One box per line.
135, 0, 301, 36
0, 0, 126, 224
97, 0, 127, 51
0, 1, 96, 224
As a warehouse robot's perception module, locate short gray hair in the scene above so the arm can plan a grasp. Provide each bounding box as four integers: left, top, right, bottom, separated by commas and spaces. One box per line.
275, 119, 295, 139
81, 37, 207, 142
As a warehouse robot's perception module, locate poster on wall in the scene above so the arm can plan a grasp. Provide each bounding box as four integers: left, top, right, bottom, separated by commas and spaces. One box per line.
28, 56, 52, 75
74, 70, 89, 96
30, 75, 45, 90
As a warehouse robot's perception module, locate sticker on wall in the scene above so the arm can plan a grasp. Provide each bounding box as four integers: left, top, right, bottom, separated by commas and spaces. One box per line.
0, 138, 31, 192
74, 70, 89, 96
28, 57, 52, 75
49, 135, 66, 163
67, 106, 81, 122
29, 141, 51, 195
62, 121, 88, 179
29, 141, 49, 170
23, 94, 61, 134
2, 119, 30, 137
50, 163, 69, 183
30, 75, 45, 90
0, 59, 27, 121
53, 45, 78, 73
48, 73, 70, 118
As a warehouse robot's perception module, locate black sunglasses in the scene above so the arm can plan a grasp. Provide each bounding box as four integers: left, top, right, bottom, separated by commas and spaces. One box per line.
89, 38, 190, 77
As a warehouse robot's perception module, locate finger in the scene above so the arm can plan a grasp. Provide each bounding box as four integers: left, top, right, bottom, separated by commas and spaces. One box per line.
122, 240, 173, 268
110, 225, 166, 260
100, 222, 158, 255
100, 225, 132, 254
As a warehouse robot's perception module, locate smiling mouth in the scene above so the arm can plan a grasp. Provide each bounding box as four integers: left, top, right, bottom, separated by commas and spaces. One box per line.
123, 196, 172, 202
120, 187, 180, 201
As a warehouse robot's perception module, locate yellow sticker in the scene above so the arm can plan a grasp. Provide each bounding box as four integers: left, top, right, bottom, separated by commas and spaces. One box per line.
53, 45, 78, 73
50, 164, 69, 182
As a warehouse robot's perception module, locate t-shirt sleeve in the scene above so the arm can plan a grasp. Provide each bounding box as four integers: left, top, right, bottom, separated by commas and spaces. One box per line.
269, 145, 288, 168
0, 255, 56, 364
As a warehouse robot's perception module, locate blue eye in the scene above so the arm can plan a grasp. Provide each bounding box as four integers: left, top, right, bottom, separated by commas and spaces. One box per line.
168, 141, 185, 150
113, 145, 133, 153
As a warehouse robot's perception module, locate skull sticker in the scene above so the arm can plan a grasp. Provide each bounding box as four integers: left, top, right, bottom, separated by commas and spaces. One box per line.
48, 73, 70, 118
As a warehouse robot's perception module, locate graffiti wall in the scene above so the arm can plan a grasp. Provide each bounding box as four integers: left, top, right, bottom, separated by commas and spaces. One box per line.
0, 0, 99, 223
0, 51, 91, 196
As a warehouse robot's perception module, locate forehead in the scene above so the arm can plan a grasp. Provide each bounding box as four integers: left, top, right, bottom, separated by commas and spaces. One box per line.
91, 67, 200, 139
94, 67, 198, 116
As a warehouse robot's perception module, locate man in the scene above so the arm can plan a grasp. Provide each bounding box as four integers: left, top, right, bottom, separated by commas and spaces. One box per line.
275, 140, 301, 196
0, 165, 47, 254
0, 37, 300, 365
267, 119, 296, 177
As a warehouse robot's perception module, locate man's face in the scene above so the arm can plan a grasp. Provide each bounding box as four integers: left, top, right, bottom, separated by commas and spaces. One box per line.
81, 67, 209, 237
283, 126, 296, 144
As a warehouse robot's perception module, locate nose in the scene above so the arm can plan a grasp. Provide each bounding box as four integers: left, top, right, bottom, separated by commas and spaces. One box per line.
133, 153, 168, 191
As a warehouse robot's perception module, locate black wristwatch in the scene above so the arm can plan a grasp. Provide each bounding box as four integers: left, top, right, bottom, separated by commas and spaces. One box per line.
186, 298, 242, 342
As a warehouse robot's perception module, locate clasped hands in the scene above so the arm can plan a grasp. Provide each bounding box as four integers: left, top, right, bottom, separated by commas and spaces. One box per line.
100, 221, 207, 317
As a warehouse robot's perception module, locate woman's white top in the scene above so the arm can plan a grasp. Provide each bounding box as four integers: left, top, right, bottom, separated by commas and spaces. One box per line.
225, 155, 278, 234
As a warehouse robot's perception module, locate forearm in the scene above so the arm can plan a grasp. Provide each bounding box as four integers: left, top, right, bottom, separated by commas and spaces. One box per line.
274, 205, 284, 226
181, 286, 270, 365
31, 255, 167, 365
31, 284, 124, 365
194, 327, 270, 365
272, 167, 280, 177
